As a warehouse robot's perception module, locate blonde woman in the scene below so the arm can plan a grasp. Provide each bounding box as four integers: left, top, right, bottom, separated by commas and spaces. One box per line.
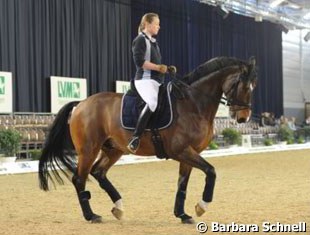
127, 13, 175, 153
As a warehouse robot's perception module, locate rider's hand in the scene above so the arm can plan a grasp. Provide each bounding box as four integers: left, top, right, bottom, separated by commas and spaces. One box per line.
158, 64, 168, 74
168, 65, 177, 74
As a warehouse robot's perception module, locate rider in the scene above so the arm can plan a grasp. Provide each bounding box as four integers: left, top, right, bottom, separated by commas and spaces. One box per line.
127, 12, 175, 153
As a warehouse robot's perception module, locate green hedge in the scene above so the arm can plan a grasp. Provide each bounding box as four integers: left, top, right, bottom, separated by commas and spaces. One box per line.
0, 129, 21, 156
222, 128, 241, 145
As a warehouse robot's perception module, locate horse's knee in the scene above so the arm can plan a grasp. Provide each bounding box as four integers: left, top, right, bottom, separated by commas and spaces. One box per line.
91, 167, 106, 180
91, 169, 110, 190
91, 167, 110, 189
91, 171, 122, 203
72, 174, 85, 191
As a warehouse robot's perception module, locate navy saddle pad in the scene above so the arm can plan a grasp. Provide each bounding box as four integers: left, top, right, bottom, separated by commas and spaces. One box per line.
121, 82, 174, 131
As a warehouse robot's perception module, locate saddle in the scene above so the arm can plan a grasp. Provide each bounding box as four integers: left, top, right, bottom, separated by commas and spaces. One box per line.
120, 82, 174, 131
120, 79, 187, 159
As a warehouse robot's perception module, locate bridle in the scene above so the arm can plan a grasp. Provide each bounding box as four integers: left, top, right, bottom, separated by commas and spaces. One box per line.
222, 77, 252, 112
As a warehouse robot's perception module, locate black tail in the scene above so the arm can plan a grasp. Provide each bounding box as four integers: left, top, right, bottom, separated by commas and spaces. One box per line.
38, 101, 80, 191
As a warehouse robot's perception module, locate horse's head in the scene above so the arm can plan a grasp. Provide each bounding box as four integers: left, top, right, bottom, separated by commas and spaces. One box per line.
222, 57, 257, 123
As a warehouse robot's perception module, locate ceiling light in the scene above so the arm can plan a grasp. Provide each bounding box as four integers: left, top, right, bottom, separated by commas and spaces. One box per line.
198, 0, 310, 29
270, 0, 285, 8
277, 24, 289, 34
214, 5, 230, 19
304, 32, 310, 42
255, 15, 263, 22
287, 3, 301, 9
303, 12, 310, 20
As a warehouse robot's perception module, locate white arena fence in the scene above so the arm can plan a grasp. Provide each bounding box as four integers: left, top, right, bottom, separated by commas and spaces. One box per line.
1, 142, 310, 175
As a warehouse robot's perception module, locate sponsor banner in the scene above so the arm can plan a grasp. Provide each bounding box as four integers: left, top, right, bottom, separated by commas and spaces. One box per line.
216, 95, 229, 117
0, 72, 13, 113
50, 76, 87, 113
216, 103, 229, 117
116, 81, 130, 93
0, 161, 38, 175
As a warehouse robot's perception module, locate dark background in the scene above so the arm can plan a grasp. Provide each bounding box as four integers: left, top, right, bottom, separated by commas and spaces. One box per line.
0, 0, 283, 117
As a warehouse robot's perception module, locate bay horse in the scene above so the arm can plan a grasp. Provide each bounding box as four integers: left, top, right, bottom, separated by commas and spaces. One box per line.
38, 56, 257, 224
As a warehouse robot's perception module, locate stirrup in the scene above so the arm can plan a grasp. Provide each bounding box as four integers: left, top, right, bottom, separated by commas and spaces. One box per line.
127, 136, 140, 153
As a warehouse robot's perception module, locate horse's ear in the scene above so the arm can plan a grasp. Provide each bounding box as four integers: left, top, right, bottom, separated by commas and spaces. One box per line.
249, 56, 256, 66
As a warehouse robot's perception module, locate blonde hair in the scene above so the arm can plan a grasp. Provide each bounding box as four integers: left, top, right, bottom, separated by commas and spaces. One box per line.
138, 13, 159, 34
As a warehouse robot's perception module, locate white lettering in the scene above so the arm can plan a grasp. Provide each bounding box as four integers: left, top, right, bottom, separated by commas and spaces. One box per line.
262, 222, 306, 232
212, 222, 259, 232
212, 222, 219, 232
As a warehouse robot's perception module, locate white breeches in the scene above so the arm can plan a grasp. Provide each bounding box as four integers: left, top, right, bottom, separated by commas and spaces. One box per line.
134, 79, 161, 112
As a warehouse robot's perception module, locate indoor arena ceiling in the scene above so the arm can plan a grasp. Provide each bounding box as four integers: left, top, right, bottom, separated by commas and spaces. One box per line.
198, 0, 310, 30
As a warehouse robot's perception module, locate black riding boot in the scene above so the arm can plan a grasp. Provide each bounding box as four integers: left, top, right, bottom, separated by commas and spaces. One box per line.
127, 105, 153, 153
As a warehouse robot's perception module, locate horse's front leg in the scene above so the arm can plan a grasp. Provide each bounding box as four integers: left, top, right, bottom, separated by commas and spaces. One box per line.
174, 162, 195, 224
174, 147, 216, 218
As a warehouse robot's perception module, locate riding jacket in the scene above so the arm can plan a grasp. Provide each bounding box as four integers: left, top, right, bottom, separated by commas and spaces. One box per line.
132, 32, 164, 84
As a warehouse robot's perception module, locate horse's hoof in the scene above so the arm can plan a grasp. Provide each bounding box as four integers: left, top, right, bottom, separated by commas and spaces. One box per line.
182, 217, 195, 224
111, 207, 123, 220
91, 214, 103, 223
180, 214, 195, 224
195, 203, 206, 217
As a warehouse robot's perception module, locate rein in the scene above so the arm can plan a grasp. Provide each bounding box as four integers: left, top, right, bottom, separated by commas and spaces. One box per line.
171, 73, 251, 111
171, 76, 222, 104
138, 70, 252, 112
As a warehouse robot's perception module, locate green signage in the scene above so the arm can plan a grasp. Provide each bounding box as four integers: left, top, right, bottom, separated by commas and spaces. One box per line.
57, 81, 80, 98
121, 84, 130, 93
0, 76, 5, 95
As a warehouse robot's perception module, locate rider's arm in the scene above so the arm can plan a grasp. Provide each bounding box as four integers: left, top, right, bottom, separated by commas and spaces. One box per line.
142, 61, 166, 73
132, 36, 166, 73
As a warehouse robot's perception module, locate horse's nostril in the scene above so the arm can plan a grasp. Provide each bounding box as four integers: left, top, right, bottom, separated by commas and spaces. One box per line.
237, 118, 246, 123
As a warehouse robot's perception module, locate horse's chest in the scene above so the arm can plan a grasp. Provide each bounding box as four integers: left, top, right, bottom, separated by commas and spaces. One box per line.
189, 123, 212, 143
191, 123, 212, 146
176, 115, 213, 151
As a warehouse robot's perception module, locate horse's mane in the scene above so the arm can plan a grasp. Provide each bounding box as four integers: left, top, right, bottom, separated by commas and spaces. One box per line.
182, 57, 247, 84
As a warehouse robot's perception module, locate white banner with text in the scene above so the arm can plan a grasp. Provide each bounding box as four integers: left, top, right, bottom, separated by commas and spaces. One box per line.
50, 76, 87, 113
0, 72, 13, 113
116, 80, 130, 93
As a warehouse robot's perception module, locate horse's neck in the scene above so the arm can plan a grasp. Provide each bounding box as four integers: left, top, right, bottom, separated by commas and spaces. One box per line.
189, 66, 242, 119
188, 76, 223, 120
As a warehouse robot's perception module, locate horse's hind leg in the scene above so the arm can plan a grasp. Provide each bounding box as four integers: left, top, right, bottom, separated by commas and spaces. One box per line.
72, 146, 102, 223
90, 146, 124, 220
174, 162, 195, 224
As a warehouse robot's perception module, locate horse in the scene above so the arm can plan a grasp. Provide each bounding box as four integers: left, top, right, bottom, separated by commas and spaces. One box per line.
38, 56, 257, 224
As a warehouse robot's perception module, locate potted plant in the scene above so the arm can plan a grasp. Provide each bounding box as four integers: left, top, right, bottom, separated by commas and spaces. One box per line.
28, 149, 42, 160
264, 138, 273, 146
277, 126, 294, 144
222, 128, 241, 147
0, 128, 21, 163
304, 126, 310, 142
208, 141, 219, 150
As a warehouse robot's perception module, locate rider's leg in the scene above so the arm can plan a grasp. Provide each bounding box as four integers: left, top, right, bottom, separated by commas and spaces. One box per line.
127, 104, 153, 153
